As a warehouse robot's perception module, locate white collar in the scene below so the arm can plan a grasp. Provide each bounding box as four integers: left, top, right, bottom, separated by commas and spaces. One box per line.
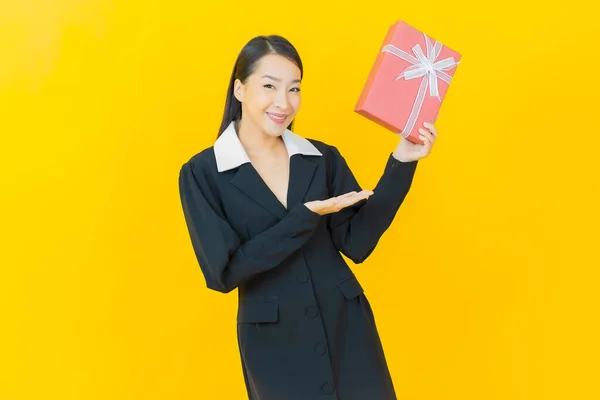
214, 121, 323, 172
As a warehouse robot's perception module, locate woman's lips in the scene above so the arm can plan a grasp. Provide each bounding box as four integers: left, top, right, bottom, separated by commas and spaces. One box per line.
267, 112, 287, 124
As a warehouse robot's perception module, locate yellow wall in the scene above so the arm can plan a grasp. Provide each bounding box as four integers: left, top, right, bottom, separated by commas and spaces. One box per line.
2, 1, 599, 399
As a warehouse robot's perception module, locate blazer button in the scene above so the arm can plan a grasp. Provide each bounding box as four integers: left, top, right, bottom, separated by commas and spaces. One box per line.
296, 273, 309, 283
305, 306, 319, 318
320, 382, 335, 394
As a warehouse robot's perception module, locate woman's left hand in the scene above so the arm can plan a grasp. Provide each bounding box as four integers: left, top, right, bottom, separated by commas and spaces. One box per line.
392, 122, 438, 162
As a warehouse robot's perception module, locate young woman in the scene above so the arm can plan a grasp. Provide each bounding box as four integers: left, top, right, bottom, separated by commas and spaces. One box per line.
179, 35, 437, 400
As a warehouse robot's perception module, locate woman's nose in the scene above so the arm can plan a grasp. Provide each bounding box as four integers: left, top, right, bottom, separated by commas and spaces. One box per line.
273, 91, 290, 111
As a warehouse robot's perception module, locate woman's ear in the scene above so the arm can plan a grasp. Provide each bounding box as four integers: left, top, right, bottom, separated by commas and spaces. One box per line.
233, 79, 244, 102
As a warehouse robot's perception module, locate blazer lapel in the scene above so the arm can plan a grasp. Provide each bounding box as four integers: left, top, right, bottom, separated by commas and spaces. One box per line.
287, 155, 317, 211
230, 163, 287, 219
230, 155, 318, 219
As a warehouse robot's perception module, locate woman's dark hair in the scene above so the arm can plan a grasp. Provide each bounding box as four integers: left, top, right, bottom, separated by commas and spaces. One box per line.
217, 35, 303, 138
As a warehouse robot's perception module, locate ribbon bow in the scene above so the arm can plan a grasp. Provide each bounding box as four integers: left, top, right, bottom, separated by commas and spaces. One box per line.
381, 33, 459, 138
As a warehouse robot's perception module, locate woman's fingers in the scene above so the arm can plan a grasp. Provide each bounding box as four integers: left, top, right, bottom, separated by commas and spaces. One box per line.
328, 191, 361, 208
304, 190, 374, 215
336, 190, 373, 210
336, 191, 358, 200
418, 128, 434, 141
423, 122, 437, 137
418, 128, 434, 149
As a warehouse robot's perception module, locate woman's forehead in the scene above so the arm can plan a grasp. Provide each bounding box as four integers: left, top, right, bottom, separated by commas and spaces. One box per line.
254, 54, 301, 81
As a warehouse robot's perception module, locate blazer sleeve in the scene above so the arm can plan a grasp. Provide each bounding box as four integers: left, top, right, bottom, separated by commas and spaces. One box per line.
327, 146, 418, 264
178, 160, 322, 293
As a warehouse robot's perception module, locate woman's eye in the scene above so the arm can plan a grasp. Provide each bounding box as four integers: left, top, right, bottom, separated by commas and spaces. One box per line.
263, 84, 300, 92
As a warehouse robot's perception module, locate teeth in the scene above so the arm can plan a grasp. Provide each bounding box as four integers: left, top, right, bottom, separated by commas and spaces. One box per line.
269, 113, 285, 120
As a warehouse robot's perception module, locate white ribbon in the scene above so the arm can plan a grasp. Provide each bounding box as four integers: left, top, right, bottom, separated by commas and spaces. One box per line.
381, 33, 459, 138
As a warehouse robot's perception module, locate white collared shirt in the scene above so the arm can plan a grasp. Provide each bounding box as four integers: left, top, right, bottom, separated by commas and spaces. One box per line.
214, 121, 323, 172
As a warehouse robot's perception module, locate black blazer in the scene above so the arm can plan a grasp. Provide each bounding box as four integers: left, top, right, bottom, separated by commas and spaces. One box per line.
179, 137, 418, 400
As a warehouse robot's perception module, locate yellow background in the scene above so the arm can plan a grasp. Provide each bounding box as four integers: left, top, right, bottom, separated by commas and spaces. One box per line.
2, 1, 599, 399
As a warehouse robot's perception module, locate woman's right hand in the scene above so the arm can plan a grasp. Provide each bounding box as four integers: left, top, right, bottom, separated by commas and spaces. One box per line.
304, 190, 374, 216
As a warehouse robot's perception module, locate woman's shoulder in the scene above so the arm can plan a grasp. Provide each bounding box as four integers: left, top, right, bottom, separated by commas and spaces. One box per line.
303, 137, 346, 162
185, 145, 216, 164
180, 146, 218, 176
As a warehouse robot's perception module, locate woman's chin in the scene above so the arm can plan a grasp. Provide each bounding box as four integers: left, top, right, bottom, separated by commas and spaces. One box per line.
263, 117, 288, 135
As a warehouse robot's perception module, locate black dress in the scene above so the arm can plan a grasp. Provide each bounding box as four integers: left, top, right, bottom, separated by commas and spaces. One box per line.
178, 131, 418, 400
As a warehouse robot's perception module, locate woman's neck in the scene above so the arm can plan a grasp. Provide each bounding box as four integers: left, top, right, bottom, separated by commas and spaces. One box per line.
235, 119, 283, 159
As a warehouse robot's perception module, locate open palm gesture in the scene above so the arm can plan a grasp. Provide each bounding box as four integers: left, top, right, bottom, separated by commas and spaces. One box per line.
304, 190, 374, 216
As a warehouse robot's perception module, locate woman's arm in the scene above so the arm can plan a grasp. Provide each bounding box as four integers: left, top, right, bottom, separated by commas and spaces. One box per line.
179, 160, 322, 293
327, 146, 418, 263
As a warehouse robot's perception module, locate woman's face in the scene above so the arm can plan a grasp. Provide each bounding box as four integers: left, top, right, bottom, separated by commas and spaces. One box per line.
234, 53, 302, 137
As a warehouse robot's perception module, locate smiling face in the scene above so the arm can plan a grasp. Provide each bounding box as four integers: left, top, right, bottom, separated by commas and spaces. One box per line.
233, 53, 302, 137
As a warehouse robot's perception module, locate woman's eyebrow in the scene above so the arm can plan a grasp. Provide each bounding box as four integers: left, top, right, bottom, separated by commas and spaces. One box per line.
261, 75, 301, 84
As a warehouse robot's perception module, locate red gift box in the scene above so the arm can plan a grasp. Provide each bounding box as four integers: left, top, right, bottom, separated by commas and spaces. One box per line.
355, 20, 462, 144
